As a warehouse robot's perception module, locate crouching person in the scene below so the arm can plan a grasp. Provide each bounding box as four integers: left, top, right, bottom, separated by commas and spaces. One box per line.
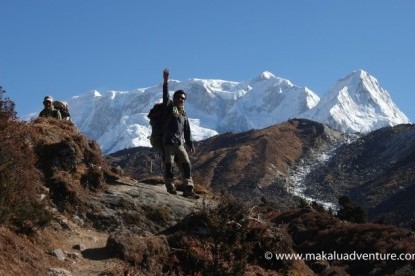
162, 69, 199, 199
39, 96, 62, 120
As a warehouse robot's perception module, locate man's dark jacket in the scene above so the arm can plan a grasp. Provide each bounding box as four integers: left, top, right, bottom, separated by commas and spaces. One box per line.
162, 82, 193, 148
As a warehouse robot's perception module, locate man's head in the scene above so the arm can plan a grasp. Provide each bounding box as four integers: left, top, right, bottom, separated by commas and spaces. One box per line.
173, 90, 187, 107
43, 96, 54, 109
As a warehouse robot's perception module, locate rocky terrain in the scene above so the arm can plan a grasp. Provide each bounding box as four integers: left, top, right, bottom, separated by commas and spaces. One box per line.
2, 103, 415, 274
303, 123, 415, 227
107, 119, 348, 206
108, 119, 415, 228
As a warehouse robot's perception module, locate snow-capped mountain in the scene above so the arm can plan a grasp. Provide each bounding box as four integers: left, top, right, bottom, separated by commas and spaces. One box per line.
67, 70, 410, 154
219, 72, 320, 132
308, 70, 409, 132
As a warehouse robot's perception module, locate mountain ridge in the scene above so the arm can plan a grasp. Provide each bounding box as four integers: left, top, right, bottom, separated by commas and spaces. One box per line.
106, 119, 415, 228
106, 118, 349, 207
64, 69, 410, 154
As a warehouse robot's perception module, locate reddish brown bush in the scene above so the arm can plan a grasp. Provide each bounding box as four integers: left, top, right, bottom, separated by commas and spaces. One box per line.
0, 86, 16, 123
0, 89, 52, 233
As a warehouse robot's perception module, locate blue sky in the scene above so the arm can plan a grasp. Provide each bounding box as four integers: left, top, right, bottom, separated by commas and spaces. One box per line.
1, 1, 414, 121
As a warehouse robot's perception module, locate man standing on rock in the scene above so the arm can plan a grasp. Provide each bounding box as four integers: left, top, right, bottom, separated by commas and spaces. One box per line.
162, 69, 199, 199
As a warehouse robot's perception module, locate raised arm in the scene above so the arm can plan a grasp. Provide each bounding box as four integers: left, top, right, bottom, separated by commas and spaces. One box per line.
163, 68, 170, 105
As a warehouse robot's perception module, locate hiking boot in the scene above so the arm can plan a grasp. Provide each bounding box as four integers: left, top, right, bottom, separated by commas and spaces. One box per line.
164, 178, 177, 195
183, 189, 200, 199
167, 188, 177, 195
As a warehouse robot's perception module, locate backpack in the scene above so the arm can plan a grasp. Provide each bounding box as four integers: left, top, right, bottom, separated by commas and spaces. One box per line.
147, 103, 165, 149
53, 101, 71, 120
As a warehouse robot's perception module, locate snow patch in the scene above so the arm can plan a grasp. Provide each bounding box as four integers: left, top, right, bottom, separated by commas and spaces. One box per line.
285, 134, 359, 210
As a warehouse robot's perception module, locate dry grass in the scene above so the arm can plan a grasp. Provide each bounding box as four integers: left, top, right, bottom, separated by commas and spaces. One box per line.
271, 207, 415, 275
0, 227, 64, 275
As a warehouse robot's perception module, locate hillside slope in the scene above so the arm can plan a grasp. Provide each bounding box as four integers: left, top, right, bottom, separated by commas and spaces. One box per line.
107, 119, 349, 205
304, 123, 415, 227
0, 118, 203, 275
107, 119, 415, 228
2, 116, 415, 275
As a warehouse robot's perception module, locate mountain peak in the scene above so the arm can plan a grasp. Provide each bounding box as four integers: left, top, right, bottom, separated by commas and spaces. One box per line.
90, 90, 102, 97
254, 71, 276, 81
311, 69, 410, 133
338, 69, 372, 86
66, 70, 410, 153
261, 71, 276, 79
250, 71, 294, 87
352, 69, 369, 79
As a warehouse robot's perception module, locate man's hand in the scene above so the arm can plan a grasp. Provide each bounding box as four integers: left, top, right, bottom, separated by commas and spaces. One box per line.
163, 68, 169, 83
189, 145, 195, 154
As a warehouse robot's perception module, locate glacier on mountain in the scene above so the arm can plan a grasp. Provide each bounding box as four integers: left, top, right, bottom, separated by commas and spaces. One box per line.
65, 70, 410, 154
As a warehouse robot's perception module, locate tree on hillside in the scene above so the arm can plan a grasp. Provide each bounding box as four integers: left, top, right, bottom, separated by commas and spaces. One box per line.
0, 86, 17, 123
337, 195, 367, 223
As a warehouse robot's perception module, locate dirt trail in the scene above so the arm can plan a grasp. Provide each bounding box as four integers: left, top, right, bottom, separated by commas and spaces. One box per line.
44, 178, 204, 275
45, 208, 124, 275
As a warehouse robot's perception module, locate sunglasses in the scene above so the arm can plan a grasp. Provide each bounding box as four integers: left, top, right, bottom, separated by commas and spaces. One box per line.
176, 96, 186, 101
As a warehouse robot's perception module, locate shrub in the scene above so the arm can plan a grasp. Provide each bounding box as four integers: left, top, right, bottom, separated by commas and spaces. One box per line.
0, 88, 52, 233
206, 196, 250, 275
336, 195, 366, 223
172, 195, 251, 275
0, 86, 16, 124
143, 205, 171, 223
